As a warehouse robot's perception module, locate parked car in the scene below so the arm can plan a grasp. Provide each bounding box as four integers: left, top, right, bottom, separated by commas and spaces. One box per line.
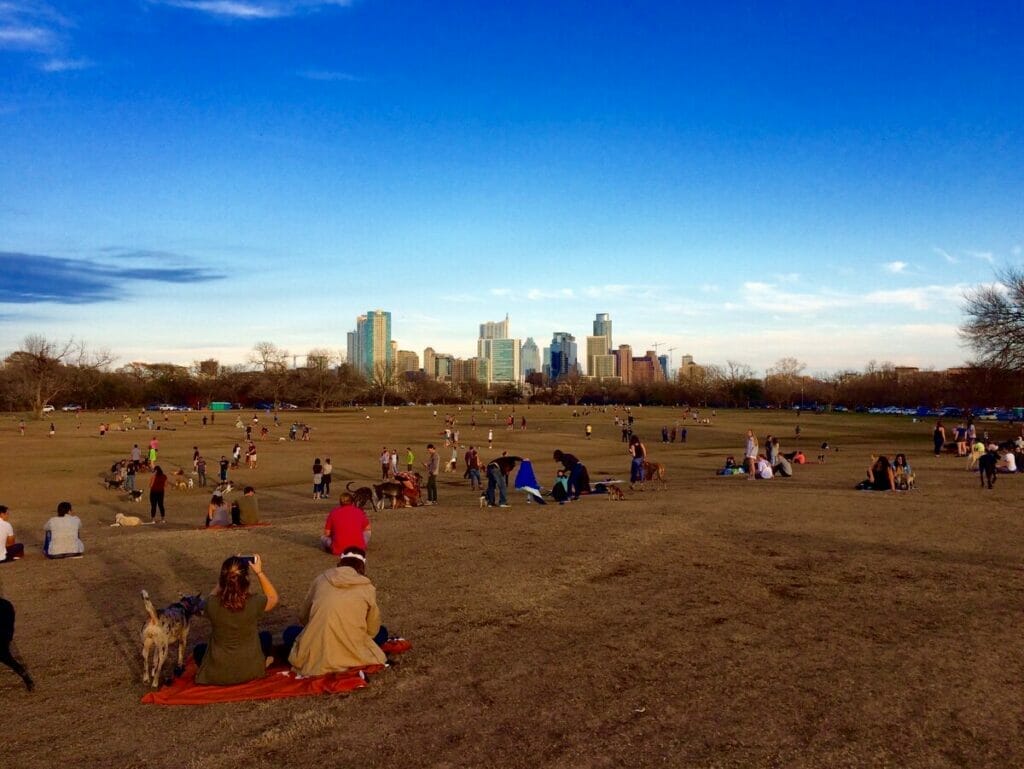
41, 404, 55, 413
61, 404, 82, 412
158, 404, 176, 411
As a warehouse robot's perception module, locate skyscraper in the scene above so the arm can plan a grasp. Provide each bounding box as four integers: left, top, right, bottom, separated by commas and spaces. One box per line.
478, 315, 521, 384
349, 309, 392, 376
593, 313, 613, 350
521, 337, 541, 377
549, 332, 578, 381
423, 347, 436, 379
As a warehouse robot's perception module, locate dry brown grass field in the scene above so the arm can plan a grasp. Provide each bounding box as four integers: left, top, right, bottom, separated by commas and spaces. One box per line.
1, 405, 1022, 769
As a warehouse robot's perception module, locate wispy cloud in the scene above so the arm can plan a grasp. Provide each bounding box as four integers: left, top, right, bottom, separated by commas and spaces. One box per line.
0, 251, 225, 304
933, 246, 957, 264
40, 56, 92, 71
153, 0, 351, 19
1013, 245, 1022, 257
967, 250, 995, 264
737, 281, 965, 315
297, 69, 359, 82
884, 260, 908, 274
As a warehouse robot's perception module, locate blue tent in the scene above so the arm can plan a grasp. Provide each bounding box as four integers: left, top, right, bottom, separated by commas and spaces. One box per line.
514, 459, 546, 505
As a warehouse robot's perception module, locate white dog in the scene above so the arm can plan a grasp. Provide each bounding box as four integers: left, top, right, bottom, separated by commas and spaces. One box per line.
112, 512, 143, 527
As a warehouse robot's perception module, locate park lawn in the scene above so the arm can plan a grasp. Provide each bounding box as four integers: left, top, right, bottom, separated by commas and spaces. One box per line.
1, 405, 1022, 769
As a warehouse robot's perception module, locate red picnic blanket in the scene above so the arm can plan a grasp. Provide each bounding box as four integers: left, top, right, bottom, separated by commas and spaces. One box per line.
141, 638, 411, 705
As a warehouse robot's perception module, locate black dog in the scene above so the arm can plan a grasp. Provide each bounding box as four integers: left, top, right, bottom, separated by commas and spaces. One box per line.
978, 451, 998, 489
0, 597, 34, 691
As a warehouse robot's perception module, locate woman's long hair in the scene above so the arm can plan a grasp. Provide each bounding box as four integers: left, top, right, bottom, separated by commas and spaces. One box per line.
217, 556, 250, 612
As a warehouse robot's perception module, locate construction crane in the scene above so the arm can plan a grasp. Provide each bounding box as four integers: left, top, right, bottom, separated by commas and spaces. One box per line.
652, 342, 663, 355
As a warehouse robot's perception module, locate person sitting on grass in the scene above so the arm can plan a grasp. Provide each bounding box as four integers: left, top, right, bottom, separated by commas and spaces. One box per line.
859, 456, 895, 491
194, 554, 278, 685
285, 547, 390, 677
551, 470, 570, 503
996, 448, 1018, 473
892, 454, 914, 490
754, 454, 774, 480
43, 502, 84, 558
206, 493, 230, 527
553, 450, 591, 500
235, 486, 260, 525
0, 506, 25, 563
321, 493, 371, 556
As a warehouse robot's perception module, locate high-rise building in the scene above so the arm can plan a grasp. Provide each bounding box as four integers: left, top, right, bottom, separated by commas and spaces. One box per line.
586, 335, 616, 379
615, 344, 633, 384
549, 332, 578, 381
396, 350, 419, 374
478, 316, 521, 384
349, 310, 392, 376
435, 354, 455, 381
479, 315, 510, 340
521, 337, 541, 377
677, 354, 703, 380
658, 355, 669, 381
422, 347, 436, 379
593, 313, 613, 350
631, 350, 666, 384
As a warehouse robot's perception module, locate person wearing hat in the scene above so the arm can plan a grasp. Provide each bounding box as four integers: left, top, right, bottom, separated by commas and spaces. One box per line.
285, 547, 390, 676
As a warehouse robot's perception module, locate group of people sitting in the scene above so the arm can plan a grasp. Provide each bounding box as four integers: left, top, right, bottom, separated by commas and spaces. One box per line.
194, 547, 393, 685
0, 502, 85, 563
857, 454, 914, 491
205, 486, 261, 527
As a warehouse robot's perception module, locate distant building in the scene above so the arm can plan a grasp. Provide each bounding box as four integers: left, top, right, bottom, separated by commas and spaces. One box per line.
677, 354, 703, 380
631, 350, 666, 384
435, 353, 455, 382
521, 337, 541, 378
423, 347, 436, 379
198, 358, 220, 377
396, 349, 419, 374
658, 354, 669, 381
549, 332, 578, 381
348, 310, 392, 376
593, 313, 613, 350
586, 334, 615, 379
477, 315, 521, 384
615, 344, 633, 384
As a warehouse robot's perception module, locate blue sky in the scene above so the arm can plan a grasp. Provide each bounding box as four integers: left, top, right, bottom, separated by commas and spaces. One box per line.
1, 1, 1021, 375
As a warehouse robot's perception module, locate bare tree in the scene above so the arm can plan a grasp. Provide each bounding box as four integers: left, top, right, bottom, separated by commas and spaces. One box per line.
249, 341, 290, 408
961, 267, 1024, 369
4, 335, 113, 415
301, 348, 342, 412
370, 359, 399, 407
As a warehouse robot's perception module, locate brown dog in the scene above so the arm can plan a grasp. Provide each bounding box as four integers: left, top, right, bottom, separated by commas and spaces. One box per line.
374, 472, 423, 508
605, 484, 626, 501
345, 481, 380, 512
641, 461, 667, 489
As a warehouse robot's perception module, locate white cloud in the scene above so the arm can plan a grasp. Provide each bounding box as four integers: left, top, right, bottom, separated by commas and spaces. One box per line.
1012, 245, 1021, 257
933, 247, 957, 264
526, 288, 575, 301
297, 69, 359, 82
0, 23, 53, 50
154, 0, 351, 19
884, 261, 908, 274
967, 250, 995, 264
699, 283, 719, 293
736, 280, 966, 315
489, 288, 511, 297
40, 56, 92, 72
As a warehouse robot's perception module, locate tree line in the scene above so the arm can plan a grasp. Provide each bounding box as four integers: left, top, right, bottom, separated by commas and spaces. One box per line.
3, 336, 1023, 414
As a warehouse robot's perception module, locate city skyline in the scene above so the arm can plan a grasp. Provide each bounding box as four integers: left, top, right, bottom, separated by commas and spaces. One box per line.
1, 3, 1020, 373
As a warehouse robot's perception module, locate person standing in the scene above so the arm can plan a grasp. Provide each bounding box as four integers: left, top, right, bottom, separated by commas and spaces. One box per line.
149, 466, 168, 523
465, 446, 481, 490
744, 430, 759, 479
933, 420, 947, 457
0, 506, 25, 563
196, 456, 207, 487
322, 458, 333, 497
18, 420, 25, 436
380, 447, 390, 480
585, 423, 593, 440
485, 459, 509, 507
487, 428, 493, 449
312, 458, 324, 500
125, 461, 137, 492
628, 435, 647, 489
424, 444, 440, 505
389, 449, 399, 477
405, 447, 414, 472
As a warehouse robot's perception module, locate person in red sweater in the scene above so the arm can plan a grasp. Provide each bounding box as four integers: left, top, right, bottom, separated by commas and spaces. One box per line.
321, 493, 371, 555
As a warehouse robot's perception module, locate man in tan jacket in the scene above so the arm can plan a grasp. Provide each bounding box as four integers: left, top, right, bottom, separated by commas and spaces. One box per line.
286, 548, 389, 676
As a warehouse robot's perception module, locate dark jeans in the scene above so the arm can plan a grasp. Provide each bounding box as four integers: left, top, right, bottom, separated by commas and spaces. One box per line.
426, 475, 438, 502
0, 598, 31, 684
468, 468, 481, 490
0, 544, 25, 562
568, 463, 590, 499
193, 630, 273, 667
485, 465, 507, 505
150, 490, 165, 519
323, 475, 332, 496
